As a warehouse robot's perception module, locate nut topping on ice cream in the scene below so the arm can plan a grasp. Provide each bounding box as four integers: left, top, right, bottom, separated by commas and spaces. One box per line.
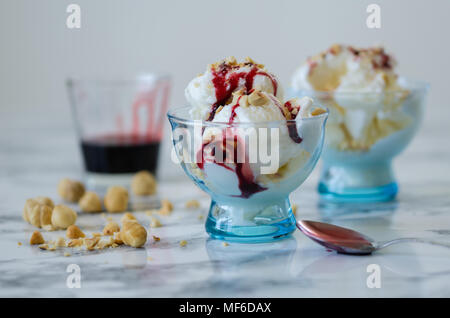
186, 57, 283, 121
292, 44, 401, 93
291, 44, 410, 151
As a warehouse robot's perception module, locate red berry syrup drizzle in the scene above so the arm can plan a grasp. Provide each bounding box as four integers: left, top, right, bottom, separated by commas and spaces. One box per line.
228, 95, 243, 125
229, 97, 267, 197
207, 63, 278, 121
197, 132, 266, 199
284, 101, 303, 144
197, 95, 266, 198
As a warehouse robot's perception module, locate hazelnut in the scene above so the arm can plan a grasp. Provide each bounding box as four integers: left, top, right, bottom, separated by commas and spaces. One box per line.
23, 197, 53, 219
131, 171, 157, 196
120, 212, 136, 224
150, 217, 162, 228
225, 56, 237, 65
104, 186, 129, 213
68, 238, 83, 247
120, 221, 147, 248
329, 44, 342, 55
34, 196, 54, 209
28, 204, 53, 228
113, 232, 124, 245
85, 237, 100, 250
79, 191, 102, 213
51, 205, 77, 230
103, 222, 120, 235
248, 90, 268, 106
23, 199, 39, 223
55, 237, 66, 247
158, 199, 173, 216
39, 205, 54, 230
239, 95, 249, 107
30, 231, 45, 245
27, 204, 43, 228
66, 225, 85, 239
96, 238, 113, 250
58, 178, 85, 203
311, 108, 327, 116
215, 106, 224, 114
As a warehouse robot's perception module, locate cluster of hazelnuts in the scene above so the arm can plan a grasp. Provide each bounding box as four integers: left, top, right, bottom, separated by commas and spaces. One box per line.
23, 170, 158, 248
57, 170, 157, 213
23, 197, 77, 230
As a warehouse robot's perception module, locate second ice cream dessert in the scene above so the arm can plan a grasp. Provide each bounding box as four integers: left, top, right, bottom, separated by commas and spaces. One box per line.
184, 57, 326, 198
290, 44, 428, 202
291, 44, 411, 151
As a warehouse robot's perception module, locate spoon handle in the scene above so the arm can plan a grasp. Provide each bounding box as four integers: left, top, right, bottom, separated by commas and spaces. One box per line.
376, 237, 450, 250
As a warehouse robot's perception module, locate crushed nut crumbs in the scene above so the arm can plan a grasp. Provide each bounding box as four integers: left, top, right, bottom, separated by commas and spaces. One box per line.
158, 199, 173, 216
185, 199, 200, 209
150, 217, 162, 228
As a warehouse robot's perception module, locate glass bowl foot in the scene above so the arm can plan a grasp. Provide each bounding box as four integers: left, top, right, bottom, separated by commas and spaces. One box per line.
205, 199, 296, 243
319, 161, 398, 203
318, 182, 398, 203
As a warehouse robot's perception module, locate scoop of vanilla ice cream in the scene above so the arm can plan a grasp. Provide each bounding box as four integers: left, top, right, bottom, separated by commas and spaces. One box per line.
291, 45, 400, 92
291, 44, 410, 150
203, 91, 315, 177
202, 90, 286, 151
212, 91, 285, 123
291, 48, 349, 91
185, 57, 283, 121
185, 70, 216, 120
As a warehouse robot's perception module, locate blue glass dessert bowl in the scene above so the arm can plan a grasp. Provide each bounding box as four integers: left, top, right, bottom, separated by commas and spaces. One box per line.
290, 45, 429, 203
168, 103, 328, 243
168, 56, 328, 242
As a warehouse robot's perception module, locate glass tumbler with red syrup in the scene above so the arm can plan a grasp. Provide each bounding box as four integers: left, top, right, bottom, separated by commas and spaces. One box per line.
67, 75, 171, 194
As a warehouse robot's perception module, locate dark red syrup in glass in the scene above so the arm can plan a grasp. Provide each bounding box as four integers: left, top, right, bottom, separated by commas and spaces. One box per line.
81, 134, 160, 174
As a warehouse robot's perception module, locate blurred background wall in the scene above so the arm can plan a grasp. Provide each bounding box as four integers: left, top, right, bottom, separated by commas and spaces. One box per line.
1, 0, 449, 181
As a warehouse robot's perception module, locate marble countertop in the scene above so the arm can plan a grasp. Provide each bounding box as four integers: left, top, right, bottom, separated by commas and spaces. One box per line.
1, 110, 450, 298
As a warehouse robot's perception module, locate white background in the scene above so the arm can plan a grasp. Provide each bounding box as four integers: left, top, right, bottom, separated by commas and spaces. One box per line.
1, 0, 449, 180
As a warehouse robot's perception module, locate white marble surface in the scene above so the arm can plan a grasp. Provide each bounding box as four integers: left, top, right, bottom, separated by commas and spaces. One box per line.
1, 110, 450, 298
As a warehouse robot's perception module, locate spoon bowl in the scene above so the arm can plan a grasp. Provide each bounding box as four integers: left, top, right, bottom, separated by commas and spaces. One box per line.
297, 220, 450, 255
297, 220, 376, 255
